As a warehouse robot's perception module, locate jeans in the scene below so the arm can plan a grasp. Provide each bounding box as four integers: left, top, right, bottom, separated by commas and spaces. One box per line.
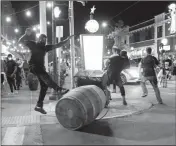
29, 65, 62, 107
141, 76, 163, 103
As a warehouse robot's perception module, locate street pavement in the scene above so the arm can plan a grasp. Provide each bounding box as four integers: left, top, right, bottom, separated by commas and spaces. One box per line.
1, 78, 176, 145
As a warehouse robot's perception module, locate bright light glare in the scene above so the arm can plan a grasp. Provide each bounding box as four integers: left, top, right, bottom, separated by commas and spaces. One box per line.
12, 40, 16, 44
14, 28, 19, 33
33, 27, 37, 31
47, 21, 51, 25
26, 10, 31, 17
168, 3, 176, 9
127, 69, 139, 78
47, 2, 52, 8
6, 17, 11, 22
82, 35, 103, 70
7, 42, 11, 45
36, 33, 40, 38
54, 7, 61, 18
161, 38, 168, 45
102, 22, 107, 27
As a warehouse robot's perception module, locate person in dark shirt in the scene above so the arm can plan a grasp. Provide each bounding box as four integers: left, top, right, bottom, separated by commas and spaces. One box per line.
18, 31, 74, 114
139, 47, 163, 104
107, 48, 129, 105
5, 54, 17, 95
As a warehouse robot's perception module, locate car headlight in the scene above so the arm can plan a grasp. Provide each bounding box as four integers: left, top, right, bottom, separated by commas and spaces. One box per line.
128, 69, 139, 78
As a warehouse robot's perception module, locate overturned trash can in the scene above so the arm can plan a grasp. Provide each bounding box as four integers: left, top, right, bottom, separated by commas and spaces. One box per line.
74, 70, 111, 106
55, 85, 107, 130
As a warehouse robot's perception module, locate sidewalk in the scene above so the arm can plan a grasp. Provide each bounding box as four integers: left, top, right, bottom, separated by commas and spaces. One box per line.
1, 87, 152, 127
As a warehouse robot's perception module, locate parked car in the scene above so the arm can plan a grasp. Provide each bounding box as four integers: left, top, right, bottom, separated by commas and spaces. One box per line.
120, 59, 140, 84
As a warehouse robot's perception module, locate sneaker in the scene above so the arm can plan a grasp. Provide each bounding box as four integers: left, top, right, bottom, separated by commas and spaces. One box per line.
14, 91, 18, 94
34, 106, 47, 114
123, 100, 127, 105
60, 88, 69, 95
141, 94, 148, 97
158, 101, 164, 104
8, 92, 14, 96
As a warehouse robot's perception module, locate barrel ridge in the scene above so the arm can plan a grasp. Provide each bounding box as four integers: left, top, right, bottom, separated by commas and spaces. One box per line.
56, 96, 86, 130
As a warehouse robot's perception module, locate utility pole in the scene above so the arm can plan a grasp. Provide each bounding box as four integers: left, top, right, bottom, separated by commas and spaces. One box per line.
39, 1, 48, 72
49, 1, 59, 100
69, 1, 75, 89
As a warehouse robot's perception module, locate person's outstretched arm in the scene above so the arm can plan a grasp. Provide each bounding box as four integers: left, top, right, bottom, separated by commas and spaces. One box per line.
45, 35, 75, 52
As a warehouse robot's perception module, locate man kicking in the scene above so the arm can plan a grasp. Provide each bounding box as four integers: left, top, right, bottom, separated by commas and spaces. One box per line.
18, 29, 74, 114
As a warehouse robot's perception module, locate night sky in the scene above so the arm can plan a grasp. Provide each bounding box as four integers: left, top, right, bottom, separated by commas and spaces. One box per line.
10, 1, 172, 38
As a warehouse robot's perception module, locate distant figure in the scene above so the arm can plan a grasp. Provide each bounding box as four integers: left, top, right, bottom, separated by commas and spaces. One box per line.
5, 54, 18, 95
18, 29, 74, 114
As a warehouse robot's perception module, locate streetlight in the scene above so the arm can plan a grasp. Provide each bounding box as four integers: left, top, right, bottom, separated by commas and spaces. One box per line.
36, 33, 40, 38
102, 22, 107, 28
6, 16, 11, 22
12, 40, 16, 44
161, 38, 168, 45
33, 27, 37, 31
14, 28, 19, 33
26, 10, 32, 17
47, 2, 52, 8
54, 6, 61, 18
47, 21, 51, 25
168, 3, 176, 10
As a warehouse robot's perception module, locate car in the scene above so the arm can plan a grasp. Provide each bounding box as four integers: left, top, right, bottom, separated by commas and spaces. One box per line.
120, 60, 141, 84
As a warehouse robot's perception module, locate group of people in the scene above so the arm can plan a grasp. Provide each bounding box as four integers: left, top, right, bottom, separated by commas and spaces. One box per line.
104, 46, 164, 105
157, 55, 176, 86
1, 55, 28, 95
3, 27, 175, 115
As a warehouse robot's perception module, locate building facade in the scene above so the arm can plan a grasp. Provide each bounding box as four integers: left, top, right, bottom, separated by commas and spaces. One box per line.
1, 1, 19, 40
112, 11, 176, 60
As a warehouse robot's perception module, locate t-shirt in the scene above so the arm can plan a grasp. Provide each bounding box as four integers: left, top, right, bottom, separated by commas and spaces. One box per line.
108, 55, 125, 75
5, 60, 17, 75
141, 55, 159, 77
23, 41, 55, 68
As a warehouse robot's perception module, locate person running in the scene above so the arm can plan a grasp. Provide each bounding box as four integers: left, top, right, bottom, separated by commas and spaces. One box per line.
5, 54, 18, 95
139, 47, 163, 104
106, 48, 129, 105
18, 30, 74, 114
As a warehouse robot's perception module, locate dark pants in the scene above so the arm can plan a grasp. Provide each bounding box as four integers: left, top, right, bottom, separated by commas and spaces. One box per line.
113, 77, 125, 96
107, 72, 125, 96
16, 74, 22, 90
29, 65, 62, 107
7, 76, 16, 93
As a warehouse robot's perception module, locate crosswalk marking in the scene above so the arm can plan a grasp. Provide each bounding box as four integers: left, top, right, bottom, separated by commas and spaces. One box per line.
2, 126, 26, 145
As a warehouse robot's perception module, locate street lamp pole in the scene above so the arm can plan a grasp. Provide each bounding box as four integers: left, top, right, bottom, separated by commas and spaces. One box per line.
49, 1, 59, 100
69, 1, 75, 89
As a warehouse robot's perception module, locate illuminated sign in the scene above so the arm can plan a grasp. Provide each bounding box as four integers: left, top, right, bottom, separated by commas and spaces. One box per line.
80, 35, 104, 70
169, 3, 176, 34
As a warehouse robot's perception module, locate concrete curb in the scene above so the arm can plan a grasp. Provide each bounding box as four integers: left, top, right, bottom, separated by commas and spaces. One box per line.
96, 100, 153, 120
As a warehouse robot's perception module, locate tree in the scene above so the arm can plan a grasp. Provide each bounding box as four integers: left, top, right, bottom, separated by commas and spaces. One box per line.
108, 20, 129, 50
